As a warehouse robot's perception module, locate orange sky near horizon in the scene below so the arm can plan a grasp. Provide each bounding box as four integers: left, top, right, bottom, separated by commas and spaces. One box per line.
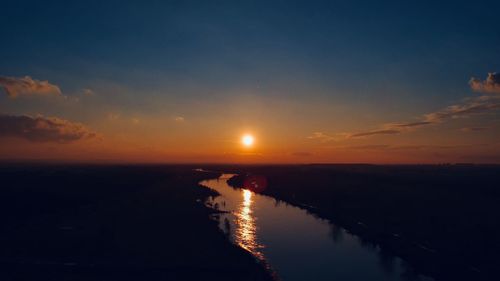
1, 100, 499, 164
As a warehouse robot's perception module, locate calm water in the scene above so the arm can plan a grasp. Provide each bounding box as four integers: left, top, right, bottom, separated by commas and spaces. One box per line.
200, 174, 434, 281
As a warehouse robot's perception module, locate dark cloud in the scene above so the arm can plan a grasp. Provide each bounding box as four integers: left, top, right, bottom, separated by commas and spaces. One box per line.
0, 114, 97, 143
469, 72, 500, 94
348, 129, 401, 138
0, 76, 61, 98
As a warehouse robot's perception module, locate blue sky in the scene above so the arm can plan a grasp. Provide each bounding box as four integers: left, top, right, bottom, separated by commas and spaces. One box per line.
2, 0, 499, 96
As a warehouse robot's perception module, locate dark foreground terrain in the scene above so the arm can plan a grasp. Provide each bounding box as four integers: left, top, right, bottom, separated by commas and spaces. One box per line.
0, 164, 272, 281
222, 164, 500, 281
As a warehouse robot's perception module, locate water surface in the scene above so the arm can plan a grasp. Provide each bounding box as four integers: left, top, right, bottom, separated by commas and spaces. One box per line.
200, 174, 434, 281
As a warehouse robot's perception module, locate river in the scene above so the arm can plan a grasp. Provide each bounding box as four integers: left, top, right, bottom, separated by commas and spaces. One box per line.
200, 173, 434, 281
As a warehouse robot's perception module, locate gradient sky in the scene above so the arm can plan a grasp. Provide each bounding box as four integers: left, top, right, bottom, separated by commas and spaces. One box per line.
1, 0, 500, 163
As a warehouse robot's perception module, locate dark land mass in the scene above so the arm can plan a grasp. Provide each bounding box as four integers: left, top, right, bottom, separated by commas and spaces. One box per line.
0, 164, 273, 281
217, 164, 500, 281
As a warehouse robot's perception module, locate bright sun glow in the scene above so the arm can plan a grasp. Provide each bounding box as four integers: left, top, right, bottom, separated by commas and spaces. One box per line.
242, 134, 255, 147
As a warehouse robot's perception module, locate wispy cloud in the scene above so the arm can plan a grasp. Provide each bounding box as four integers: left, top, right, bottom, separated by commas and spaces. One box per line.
388, 121, 433, 128
0, 76, 61, 98
315, 73, 500, 140
423, 96, 500, 123
460, 127, 488, 132
307, 132, 338, 142
345, 144, 390, 150
107, 112, 120, 121
348, 129, 401, 138
83, 89, 94, 96
348, 96, 500, 139
174, 116, 185, 122
342, 144, 474, 151
0, 114, 97, 143
469, 72, 500, 94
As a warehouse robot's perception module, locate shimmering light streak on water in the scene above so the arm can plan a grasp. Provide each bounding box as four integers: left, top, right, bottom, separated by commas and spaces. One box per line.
235, 189, 265, 260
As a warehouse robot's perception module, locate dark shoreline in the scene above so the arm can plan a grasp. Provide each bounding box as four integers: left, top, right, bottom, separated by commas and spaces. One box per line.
0, 164, 274, 281
222, 164, 500, 281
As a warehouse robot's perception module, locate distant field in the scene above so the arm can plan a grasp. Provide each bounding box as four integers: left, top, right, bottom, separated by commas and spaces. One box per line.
222, 164, 500, 281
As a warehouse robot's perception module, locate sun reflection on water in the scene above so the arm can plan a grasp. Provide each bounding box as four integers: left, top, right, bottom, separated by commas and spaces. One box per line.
235, 189, 265, 260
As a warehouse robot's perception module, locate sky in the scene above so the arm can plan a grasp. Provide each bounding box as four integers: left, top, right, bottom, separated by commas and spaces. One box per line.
1, 0, 500, 163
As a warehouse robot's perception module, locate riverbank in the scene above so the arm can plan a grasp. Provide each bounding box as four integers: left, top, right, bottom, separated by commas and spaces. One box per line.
0, 164, 273, 281
223, 164, 500, 281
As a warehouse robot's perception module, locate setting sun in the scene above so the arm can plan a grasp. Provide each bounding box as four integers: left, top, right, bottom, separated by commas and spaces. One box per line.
242, 134, 255, 147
